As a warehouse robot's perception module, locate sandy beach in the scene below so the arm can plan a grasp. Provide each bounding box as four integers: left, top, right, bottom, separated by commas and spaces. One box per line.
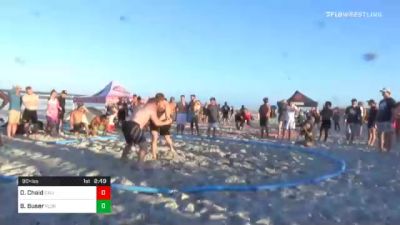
1, 114, 400, 225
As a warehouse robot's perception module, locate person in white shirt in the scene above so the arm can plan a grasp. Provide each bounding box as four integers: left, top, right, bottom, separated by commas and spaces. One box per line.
283, 101, 298, 141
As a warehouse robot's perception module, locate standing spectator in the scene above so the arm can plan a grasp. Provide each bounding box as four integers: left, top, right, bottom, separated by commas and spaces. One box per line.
376, 88, 396, 152
22, 86, 39, 136
358, 101, 367, 137
367, 99, 378, 147
230, 106, 234, 119
46, 90, 61, 136
259, 97, 271, 138
207, 97, 219, 138
319, 101, 333, 142
6, 86, 22, 138
345, 99, 362, 145
394, 102, 400, 143
176, 95, 187, 135
221, 102, 231, 125
283, 101, 298, 141
332, 108, 341, 132
0, 90, 10, 146
188, 94, 201, 135
169, 97, 177, 121
277, 100, 288, 139
58, 90, 68, 134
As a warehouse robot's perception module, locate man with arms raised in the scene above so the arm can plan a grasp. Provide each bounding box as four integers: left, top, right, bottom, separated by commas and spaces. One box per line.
121, 93, 172, 164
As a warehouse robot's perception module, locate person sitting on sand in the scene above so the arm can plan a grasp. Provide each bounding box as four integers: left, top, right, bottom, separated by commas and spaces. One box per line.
69, 104, 89, 136
89, 115, 108, 136
22, 86, 39, 136
121, 93, 172, 164
207, 97, 220, 138
0, 90, 10, 146
318, 101, 333, 142
376, 88, 396, 152
345, 99, 362, 145
367, 99, 378, 147
150, 97, 176, 160
283, 101, 298, 141
298, 115, 315, 147
46, 90, 62, 136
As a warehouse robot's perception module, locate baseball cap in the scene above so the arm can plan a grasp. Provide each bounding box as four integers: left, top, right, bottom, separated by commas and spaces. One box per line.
380, 88, 391, 94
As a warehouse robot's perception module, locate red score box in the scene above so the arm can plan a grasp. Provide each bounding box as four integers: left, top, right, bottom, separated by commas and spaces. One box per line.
96, 186, 111, 200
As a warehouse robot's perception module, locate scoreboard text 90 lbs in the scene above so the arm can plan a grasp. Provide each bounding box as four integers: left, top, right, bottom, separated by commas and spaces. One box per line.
18, 177, 111, 214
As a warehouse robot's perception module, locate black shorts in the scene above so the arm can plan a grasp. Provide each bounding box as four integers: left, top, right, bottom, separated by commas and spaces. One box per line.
72, 123, 85, 132
260, 117, 269, 127
321, 120, 331, 129
149, 121, 171, 136
278, 114, 285, 122
22, 109, 38, 123
122, 121, 147, 149
222, 113, 229, 119
367, 121, 376, 129
59, 111, 65, 121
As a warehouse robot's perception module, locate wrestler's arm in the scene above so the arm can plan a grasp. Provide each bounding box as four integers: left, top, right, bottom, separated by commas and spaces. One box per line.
150, 111, 172, 126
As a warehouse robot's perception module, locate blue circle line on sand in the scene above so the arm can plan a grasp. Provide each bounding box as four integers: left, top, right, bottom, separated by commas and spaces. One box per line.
0, 135, 346, 195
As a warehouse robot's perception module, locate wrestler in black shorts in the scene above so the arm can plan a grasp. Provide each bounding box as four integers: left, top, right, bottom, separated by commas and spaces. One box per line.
150, 121, 171, 136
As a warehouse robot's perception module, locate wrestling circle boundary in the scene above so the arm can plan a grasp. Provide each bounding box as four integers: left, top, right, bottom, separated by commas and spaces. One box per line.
0, 135, 346, 194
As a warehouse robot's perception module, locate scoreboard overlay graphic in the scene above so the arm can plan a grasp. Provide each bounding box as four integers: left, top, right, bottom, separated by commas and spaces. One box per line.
18, 176, 111, 214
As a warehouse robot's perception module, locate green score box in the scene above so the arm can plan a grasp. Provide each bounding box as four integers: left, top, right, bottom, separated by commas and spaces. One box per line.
96, 200, 112, 214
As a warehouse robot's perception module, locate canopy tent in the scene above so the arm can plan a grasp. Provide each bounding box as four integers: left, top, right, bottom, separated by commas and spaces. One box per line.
287, 90, 318, 107
73, 81, 131, 104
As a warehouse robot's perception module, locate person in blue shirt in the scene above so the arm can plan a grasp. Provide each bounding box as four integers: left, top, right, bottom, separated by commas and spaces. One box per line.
4, 86, 22, 139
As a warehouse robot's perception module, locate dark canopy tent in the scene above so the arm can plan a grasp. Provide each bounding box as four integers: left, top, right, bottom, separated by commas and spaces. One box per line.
287, 90, 318, 107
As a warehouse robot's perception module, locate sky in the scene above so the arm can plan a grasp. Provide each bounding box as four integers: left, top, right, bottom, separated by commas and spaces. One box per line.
0, 0, 399, 109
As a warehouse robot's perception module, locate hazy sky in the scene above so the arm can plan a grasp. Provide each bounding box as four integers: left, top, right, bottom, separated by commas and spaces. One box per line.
0, 0, 399, 108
